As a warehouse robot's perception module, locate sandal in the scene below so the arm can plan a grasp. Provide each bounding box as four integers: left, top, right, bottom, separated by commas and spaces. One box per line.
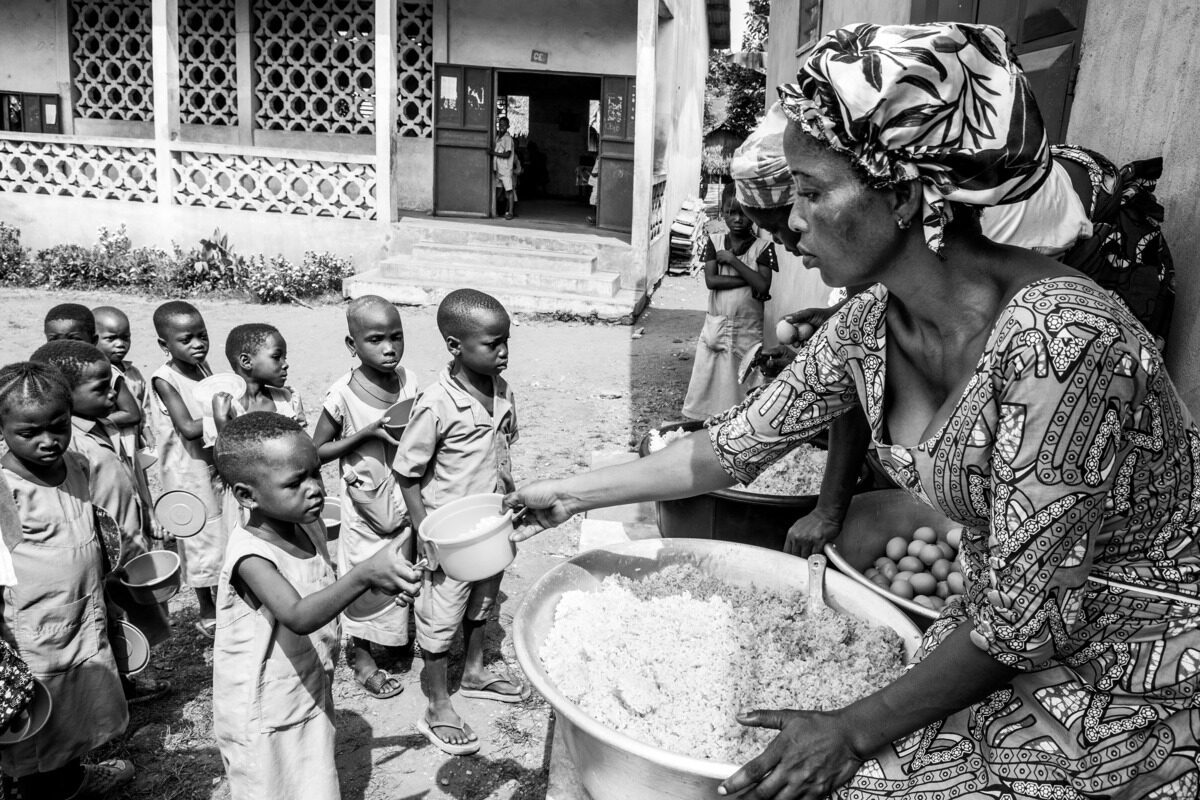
460, 664, 530, 703
193, 619, 216, 639
122, 675, 171, 706
70, 758, 134, 798
356, 669, 403, 699
417, 713, 480, 756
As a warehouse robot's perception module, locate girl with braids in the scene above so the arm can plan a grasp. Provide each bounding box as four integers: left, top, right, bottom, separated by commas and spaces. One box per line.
0, 362, 134, 798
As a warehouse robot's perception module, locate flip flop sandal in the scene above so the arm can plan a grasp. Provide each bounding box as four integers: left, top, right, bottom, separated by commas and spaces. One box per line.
193, 620, 216, 639
417, 714, 480, 756
356, 669, 403, 700
460, 665, 531, 703
72, 758, 135, 798
123, 676, 172, 706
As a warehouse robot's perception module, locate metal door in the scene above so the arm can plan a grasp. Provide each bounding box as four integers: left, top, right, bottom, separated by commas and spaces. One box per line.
913, 0, 1088, 142
433, 64, 495, 216
596, 76, 635, 232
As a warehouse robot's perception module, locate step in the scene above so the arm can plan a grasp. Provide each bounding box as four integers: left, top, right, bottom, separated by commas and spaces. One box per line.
344, 268, 644, 322
410, 241, 598, 274
394, 217, 627, 257
378, 255, 620, 297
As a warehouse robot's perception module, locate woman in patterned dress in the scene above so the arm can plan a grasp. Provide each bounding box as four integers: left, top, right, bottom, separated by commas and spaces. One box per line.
507, 22, 1200, 800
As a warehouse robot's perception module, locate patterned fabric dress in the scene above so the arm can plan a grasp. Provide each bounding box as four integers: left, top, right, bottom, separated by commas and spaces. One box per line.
709, 277, 1200, 798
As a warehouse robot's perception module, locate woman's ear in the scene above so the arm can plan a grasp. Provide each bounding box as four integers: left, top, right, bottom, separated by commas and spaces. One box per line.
891, 178, 923, 229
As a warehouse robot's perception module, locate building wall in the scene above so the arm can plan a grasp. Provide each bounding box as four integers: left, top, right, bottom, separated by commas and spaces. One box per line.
0, 1, 62, 95
439, 0, 637, 76
1067, 0, 1200, 413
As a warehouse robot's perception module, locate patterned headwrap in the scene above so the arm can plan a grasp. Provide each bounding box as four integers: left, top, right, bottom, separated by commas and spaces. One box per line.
779, 22, 1050, 253
730, 102, 792, 210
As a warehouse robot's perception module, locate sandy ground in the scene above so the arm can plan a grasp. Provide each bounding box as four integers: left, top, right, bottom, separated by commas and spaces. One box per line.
0, 274, 708, 800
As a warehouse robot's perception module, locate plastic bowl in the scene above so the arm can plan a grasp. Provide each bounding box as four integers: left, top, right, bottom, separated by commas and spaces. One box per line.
824, 489, 959, 624
383, 398, 415, 436
154, 489, 208, 538
119, 550, 182, 605
419, 493, 516, 582
193, 373, 247, 415
0, 679, 52, 745
321, 497, 342, 541
513, 538, 923, 800
344, 588, 398, 622
109, 619, 151, 675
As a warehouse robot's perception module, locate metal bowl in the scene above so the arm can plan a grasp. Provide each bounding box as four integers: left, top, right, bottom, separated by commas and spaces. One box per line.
513, 538, 924, 800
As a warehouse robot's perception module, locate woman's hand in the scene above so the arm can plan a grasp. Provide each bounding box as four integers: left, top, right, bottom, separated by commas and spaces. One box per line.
784, 509, 843, 558
778, 306, 836, 346
758, 346, 798, 379
720, 709, 864, 799
503, 480, 575, 541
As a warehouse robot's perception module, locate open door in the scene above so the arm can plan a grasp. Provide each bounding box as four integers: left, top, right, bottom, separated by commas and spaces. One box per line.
596, 76, 635, 232
434, 64, 495, 216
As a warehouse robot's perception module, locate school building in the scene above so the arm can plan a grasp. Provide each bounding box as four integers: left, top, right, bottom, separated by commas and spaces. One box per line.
0, 0, 730, 320
763, 0, 1200, 410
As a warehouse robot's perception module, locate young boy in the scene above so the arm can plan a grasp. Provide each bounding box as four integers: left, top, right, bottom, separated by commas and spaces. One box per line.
212, 323, 305, 433
312, 297, 418, 700
213, 412, 421, 800
29, 340, 172, 704
149, 301, 227, 637
394, 289, 528, 755
492, 116, 517, 220
681, 183, 776, 420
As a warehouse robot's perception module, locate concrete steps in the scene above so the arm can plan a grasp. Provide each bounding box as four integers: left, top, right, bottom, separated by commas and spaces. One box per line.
344, 216, 644, 321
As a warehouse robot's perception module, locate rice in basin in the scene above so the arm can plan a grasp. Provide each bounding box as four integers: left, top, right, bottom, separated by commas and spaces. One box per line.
539, 564, 905, 763
647, 429, 825, 496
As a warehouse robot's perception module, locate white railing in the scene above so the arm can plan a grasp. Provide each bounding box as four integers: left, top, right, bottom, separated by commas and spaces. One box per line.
0, 132, 157, 203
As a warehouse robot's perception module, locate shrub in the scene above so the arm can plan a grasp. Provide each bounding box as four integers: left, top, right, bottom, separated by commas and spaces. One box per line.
33, 243, 100, 288
0, 222, 26, 281
244, 250, 353, 303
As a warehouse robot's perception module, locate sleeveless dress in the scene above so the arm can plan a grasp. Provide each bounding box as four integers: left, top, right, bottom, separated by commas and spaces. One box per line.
150, 362, 227, 588
682, 232, 774, 420
322, 367, 418, 646
213, 522, 341, 800
710, 277, 1200, 799
0, 453, 127, 777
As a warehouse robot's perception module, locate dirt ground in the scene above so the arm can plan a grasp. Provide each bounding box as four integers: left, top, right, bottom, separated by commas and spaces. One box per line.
0, 273, 708, 800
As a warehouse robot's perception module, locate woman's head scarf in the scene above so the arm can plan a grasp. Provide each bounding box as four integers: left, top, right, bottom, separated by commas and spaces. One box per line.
779, 22, 1050, 253
730, 102, 793, 210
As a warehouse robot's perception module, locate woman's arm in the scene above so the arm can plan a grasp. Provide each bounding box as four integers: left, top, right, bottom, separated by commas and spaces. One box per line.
719, 620, 1018, 798
236, 541, 421, 636
507, 430, 736, 539
784, 410, 871, 557
151, 377, 204, 441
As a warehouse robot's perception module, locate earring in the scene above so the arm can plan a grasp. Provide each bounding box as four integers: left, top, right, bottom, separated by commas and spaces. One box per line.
896, 216, 911, 230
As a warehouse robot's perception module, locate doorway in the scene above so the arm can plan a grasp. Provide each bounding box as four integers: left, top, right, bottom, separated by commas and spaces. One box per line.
495, 71, 602, 228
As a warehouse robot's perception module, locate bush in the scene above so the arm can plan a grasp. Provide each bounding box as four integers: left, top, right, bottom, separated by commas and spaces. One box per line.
33, 243, 101, 288
0, 222, 26, 281
244, 250, 353, 303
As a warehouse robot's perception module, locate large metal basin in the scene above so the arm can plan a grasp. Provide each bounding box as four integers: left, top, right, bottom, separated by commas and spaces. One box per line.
513, 538, 924, 800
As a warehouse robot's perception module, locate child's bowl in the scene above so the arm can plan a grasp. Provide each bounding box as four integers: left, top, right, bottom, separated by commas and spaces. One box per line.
382, 398, 415, 436
119, 550, 182, 605
344, 588, 399, 622
193, 373, 247, 416
154, 490, 207, 538
419, 493, 517, 582
0, 680, 52, 745
322, 497, 342, 541
109, 620, 151, 675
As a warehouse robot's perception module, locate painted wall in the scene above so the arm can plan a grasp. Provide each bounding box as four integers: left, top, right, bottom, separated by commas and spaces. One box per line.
0, 0, 63, 95
393, 137, 433, 212
441, 0, 637, 76
1066, 0, 1200, 413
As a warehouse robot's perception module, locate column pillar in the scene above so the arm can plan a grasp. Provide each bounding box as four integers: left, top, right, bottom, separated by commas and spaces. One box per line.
629, 0, 658, 293
151, 0, 180, 206
375, 0, 397, 224
235, 0, 254, 145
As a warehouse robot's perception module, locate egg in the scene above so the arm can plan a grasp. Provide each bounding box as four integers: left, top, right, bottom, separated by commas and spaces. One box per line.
874, 556, 893, 572
913, 526, 937, 544
946, 527, 963, 548
894, 570, 915, 583
937, 541, 956, 560
879, 561, 898, 581
907, 539, 926, 557
897, 555, 924, 574
936, 580, 951, 599
889, 579, 915, 600
947, 572, 966, 594
931, 559, 953, 581
909, 572, 937, 596
885, 537, 908, 561
919, 544, 942, 566
912, 595, 935, 610
775, 319, 799, 345
871, 574, 891, 589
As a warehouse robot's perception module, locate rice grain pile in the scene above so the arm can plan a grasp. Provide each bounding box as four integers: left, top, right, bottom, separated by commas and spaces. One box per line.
540, 564, 904, 762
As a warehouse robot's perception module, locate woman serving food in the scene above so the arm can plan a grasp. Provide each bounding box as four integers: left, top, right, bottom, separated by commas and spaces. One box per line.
507, 22, 1200, 800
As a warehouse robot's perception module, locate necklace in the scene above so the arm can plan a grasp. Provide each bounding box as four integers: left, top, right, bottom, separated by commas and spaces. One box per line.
350, 369, 398, 403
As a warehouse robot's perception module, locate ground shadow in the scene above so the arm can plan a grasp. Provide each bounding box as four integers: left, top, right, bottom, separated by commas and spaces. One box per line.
336, 709, 429, 800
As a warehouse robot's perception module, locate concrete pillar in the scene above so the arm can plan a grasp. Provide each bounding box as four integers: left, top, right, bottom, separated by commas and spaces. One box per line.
54, 0, 75, 135
235, 0, 253, 145
151, 0, 180, 206
630, 0, 658, 293
375, 0, 397, 224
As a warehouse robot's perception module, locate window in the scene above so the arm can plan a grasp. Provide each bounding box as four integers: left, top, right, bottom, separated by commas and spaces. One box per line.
798, 0, 823, 54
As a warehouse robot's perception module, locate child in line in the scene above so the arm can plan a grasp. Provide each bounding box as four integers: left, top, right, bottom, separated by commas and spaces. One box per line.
212, 323, 305, 434
44, 303, 145, 440
312, 297, 418, 699
29, 341, 172, 705
395, 289, 528, 755
150, 301, 227, 637
212, 412, 421, 800
0, 362, 133, 799
681, 183, 777, 420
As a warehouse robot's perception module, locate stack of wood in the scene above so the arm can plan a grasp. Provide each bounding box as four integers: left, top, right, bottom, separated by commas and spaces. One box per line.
668, 199, 707, 275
